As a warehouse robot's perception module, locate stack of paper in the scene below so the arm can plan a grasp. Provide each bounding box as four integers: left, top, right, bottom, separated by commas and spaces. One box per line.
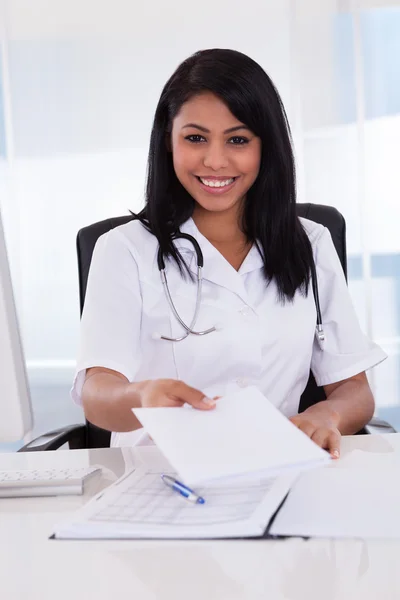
132, 387, 330, 486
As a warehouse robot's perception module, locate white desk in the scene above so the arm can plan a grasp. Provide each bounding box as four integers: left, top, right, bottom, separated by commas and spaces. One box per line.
1, 434, 400, 600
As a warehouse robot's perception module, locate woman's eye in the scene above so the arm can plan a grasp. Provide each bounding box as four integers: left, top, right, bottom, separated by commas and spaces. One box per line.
185, 134, 249, 144
229, 136, 249, 145
185, 134, 206, 143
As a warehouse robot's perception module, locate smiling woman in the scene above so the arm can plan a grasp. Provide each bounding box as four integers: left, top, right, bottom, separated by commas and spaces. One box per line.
74, 49, 386, 456
138, 48, 315, 294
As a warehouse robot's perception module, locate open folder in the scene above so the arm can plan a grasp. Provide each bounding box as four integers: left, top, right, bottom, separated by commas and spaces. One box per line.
52, 466, 299, 540
52, 388, 330, 540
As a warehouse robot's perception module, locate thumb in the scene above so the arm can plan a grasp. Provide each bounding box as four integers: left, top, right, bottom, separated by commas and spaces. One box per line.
171, 381, 217, 410
326, 430, 341, 459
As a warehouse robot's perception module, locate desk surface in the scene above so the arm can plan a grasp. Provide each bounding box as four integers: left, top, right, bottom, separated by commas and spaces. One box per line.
1, 434, 400, 600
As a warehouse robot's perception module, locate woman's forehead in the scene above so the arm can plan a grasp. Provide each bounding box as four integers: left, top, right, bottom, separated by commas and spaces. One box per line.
173, 92, 243, 130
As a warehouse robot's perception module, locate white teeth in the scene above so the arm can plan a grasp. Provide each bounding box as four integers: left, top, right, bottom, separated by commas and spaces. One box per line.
199, 177, 234, 188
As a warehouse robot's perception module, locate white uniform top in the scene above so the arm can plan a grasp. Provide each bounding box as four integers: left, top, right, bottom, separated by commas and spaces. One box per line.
71, 216, 386, 447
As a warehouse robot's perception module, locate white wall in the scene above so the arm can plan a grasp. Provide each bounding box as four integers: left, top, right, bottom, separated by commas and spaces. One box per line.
0, 0, 294, 385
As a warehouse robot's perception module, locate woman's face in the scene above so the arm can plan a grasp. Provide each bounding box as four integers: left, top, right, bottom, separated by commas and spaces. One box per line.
171, 92, 261, 219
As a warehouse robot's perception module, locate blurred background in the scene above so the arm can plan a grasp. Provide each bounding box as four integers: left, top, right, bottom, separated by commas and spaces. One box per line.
0, 0, 399, 449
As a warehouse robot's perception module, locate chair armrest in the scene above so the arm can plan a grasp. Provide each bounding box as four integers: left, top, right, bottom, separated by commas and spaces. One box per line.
18, 424, 87, 452
364, 416, 397, 435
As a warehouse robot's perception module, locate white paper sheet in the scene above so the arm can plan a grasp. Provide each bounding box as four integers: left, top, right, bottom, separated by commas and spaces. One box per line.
53, 467, 297, 540
132, 387, 329, 486
269, 466, 400, 539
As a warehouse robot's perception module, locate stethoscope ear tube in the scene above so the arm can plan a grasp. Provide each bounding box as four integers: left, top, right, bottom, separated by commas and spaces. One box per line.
155, 233, 325, 347
155, 234, 215, 342
157, 233, 204, 271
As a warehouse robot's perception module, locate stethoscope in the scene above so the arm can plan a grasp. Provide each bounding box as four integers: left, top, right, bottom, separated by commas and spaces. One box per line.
152, 233, 325, 347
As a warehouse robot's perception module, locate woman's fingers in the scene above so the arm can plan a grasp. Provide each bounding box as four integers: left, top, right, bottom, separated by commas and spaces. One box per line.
325, 430, 341, 458
290, 415, 341, 459
289, 416, 316, 439
139, 379, 216, 409
170, 380, 217, 410
311, 428, 341, 458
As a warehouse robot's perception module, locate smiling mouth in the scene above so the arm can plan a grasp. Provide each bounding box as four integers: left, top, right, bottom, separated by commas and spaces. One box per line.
196, 176, 238, 188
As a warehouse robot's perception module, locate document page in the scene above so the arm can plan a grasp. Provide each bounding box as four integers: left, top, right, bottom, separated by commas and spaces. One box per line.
53, 467, 298, 540
269, 466, 400, 539
133, 387, 330, 487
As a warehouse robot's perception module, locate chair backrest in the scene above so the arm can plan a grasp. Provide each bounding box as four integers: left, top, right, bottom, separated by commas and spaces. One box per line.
76, 203, 347, 448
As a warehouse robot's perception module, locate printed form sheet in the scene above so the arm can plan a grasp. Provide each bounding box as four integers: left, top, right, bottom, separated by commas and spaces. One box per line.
53, 467, 297, 539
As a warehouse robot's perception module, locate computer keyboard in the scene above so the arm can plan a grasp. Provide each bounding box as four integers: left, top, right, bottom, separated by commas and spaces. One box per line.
0, 466, 102, 497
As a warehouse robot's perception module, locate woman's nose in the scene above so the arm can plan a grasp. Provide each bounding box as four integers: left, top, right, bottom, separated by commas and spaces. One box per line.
202, 143, 229, 171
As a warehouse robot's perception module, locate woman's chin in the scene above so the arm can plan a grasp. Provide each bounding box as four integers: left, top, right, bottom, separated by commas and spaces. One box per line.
192, 194, 243, 215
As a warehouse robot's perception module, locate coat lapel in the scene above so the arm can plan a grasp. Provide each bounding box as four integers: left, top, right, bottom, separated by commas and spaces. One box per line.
173, 218, 262, 304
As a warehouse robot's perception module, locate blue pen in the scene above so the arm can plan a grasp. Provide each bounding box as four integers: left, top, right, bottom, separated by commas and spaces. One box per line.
161, 474, 205, 504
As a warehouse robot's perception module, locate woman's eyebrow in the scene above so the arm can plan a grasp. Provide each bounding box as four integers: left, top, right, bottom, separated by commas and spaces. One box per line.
182, 123, 250, 134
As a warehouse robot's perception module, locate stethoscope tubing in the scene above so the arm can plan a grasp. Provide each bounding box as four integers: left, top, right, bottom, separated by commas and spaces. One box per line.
155, 233, 325, 344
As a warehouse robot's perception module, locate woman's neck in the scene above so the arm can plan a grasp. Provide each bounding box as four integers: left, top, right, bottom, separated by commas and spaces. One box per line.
192, 206, 246, 245
192, 206, 251, 271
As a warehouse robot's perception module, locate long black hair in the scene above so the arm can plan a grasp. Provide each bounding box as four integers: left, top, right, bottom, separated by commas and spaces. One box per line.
134, 48, 314, 301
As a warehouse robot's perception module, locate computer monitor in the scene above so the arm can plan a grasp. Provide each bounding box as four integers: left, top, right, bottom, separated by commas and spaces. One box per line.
0, 208, 33, 442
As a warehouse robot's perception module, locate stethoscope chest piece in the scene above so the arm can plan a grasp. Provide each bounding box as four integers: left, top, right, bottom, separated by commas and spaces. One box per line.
315, 324, 326, 350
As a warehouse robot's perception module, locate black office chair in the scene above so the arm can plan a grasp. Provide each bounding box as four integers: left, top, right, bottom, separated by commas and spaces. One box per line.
19, 203, 395, 452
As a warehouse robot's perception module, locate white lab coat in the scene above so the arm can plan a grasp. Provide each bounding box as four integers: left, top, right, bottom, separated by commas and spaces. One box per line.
71, 216, 386, 447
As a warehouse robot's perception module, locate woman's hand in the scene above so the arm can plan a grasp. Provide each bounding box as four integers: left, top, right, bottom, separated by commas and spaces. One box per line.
289, 403, 341, 459
136, 379, 217, 410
